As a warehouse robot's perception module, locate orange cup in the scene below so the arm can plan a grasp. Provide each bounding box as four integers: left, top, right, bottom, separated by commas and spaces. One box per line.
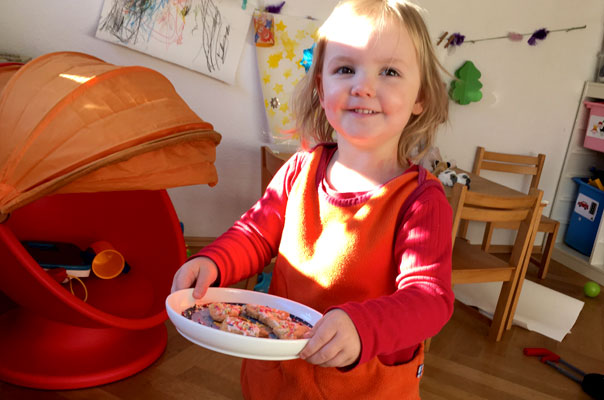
90, 241, 125, 279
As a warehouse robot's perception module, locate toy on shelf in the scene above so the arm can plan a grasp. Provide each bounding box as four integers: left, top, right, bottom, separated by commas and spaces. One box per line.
588, 167, 604, 191
583, 101, 604, 153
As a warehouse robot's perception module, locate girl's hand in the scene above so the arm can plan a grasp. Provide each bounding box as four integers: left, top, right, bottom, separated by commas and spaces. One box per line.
170, 257, 219, 299
299, 309, 361, 368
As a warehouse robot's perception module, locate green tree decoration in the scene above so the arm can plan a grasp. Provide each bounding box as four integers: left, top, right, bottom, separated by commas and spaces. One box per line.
449, 61, 483, 105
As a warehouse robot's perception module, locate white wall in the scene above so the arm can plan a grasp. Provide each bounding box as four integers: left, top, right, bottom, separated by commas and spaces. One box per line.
1, 0, 603, 238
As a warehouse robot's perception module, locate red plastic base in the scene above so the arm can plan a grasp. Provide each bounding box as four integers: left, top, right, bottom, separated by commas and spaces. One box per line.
0, 190, 184, 389
0, 308, 167, 390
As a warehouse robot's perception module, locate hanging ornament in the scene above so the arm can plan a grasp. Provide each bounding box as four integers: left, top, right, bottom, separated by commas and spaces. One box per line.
527, 28, 549, 46
445, 32, 465, 48
437, 24, 585, 48
507, 32, 524, 41
265, 1, 286, 14
436, 31, 448, 46
449, 61, 483, 105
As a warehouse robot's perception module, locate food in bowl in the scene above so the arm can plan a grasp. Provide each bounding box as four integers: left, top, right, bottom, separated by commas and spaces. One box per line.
183, 302, 312, 339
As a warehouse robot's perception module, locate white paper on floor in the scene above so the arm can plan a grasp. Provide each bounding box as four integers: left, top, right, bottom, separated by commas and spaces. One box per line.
453, 280, 584, 342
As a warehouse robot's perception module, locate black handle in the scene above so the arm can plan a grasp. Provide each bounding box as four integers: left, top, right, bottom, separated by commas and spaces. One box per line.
582, 373, 604, 400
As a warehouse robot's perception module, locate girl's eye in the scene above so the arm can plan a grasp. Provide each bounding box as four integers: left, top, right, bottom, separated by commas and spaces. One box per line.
335, 66, 354, 74
382, 68, 400, 77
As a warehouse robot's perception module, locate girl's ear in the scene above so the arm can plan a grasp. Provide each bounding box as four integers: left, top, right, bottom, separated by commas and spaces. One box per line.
412, 90, 424, 115
316, 73, 325, 107
412, 100, 423, 115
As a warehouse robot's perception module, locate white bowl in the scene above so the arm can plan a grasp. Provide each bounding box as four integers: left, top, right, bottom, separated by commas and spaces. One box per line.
166, 288, 323, 360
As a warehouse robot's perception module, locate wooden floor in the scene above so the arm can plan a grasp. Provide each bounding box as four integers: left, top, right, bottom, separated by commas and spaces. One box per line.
1, 258, 602, 399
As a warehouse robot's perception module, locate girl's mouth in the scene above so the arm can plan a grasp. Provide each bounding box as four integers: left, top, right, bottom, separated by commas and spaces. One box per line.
352, 108, 377, 115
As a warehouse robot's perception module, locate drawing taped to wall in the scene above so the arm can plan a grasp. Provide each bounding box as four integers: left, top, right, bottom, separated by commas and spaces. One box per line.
95, 0, 252, 85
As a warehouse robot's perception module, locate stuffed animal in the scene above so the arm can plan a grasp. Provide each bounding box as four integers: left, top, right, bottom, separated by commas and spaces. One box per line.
432, 160, 452, 177
457, 173, 471, 188
438, 169, 458, 186
432, 160, 471, 189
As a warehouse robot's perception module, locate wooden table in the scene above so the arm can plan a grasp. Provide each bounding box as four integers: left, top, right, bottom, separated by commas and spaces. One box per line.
447, 168, 526, 199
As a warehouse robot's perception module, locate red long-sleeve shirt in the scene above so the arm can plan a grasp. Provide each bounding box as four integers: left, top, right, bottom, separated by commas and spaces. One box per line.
198, 143, 454, 366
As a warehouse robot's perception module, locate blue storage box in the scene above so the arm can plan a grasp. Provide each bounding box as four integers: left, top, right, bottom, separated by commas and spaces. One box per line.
565, 177, 604, 256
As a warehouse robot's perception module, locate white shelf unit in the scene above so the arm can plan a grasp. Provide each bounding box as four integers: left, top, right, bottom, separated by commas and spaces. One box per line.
550, 81, 604, 285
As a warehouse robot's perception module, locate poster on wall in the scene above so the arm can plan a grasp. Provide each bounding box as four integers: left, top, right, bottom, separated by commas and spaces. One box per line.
95, 0, 252, 85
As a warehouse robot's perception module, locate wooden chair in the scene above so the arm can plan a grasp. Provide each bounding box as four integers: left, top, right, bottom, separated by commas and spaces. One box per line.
261, 145, 293, 193
459, 146, 559, 279
450, 183, 543, 342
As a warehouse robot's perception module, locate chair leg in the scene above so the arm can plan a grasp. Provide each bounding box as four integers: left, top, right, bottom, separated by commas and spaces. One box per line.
458, 220, 469, 240
244, 274, 259, 290
482, 222, 495, 252
488, 280, 517, 342
536, 223, 559, 280
506, 272, 527, 331
506, 231, 538, 331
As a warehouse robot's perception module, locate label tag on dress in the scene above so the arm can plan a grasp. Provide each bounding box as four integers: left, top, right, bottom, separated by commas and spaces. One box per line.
416, 363, 424, 378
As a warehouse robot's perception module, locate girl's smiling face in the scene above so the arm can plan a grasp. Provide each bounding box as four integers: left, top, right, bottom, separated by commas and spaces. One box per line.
317, 18, 423, 153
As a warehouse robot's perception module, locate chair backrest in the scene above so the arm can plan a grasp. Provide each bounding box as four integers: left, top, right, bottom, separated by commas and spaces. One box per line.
261, 146, 293, 193
450, 183, 543, 267
472, 146, 546, 191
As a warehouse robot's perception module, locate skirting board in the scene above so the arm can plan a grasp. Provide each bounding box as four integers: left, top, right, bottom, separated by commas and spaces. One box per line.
184, 236, 217, 251
552, 243, 604, 286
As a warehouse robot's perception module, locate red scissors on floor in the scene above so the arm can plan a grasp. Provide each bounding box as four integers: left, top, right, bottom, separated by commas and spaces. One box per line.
524, 348, 604, 399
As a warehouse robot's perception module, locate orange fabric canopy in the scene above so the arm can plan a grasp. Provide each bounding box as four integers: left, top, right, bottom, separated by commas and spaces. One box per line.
0, 52, 221, 217
0, 63, 22, 92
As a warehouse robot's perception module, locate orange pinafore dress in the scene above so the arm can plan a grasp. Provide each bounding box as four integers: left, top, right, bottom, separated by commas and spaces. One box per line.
241, 146, 431, 399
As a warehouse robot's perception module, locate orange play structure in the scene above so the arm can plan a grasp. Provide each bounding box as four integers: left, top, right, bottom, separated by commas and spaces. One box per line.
0, 52, 221, 389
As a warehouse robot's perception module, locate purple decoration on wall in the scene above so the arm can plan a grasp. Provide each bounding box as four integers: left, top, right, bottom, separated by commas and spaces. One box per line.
265, 1, 286, 14
452, 33, 465, 46
528, 28, 549, 45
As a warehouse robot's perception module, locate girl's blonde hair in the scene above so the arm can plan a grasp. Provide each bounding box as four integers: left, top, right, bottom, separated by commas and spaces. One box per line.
292, 0, 449, 167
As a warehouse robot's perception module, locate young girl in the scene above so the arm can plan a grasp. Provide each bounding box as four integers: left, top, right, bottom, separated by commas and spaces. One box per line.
172, 0, 453, 398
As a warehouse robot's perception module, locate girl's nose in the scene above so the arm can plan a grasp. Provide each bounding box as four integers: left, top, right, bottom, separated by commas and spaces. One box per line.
350, 75, 376, 97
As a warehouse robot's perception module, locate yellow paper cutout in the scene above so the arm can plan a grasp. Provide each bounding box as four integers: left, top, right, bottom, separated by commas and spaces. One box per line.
267, 52, 283, 69
281, 32, 299, 61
